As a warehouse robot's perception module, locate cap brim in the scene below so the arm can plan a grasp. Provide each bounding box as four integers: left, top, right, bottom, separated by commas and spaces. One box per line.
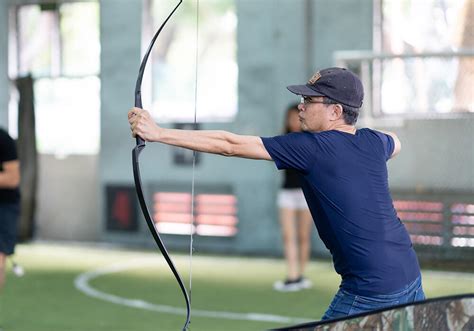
287, 84, 326, 97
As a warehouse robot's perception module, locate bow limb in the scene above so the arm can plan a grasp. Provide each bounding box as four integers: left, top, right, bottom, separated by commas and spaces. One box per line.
132, 1, 191, 330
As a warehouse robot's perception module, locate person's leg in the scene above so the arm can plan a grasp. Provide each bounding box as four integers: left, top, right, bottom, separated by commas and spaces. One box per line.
0, 203, 19, 294
296, 209, 313, 276
0, 253, 6, 293
280, 207, 299, 280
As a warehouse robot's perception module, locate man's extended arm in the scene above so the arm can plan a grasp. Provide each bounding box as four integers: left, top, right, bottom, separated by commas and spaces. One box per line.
128, 107, 272, 160
379, 130, 402, 159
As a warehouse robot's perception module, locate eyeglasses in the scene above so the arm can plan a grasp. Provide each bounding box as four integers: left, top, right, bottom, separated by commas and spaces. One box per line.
300, 96, 335, 106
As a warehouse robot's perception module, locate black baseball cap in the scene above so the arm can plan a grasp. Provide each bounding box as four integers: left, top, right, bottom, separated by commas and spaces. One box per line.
287, 67, 364, 108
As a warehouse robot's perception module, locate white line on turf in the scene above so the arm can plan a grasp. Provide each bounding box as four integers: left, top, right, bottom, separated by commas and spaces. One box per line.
73, 259, 311, 324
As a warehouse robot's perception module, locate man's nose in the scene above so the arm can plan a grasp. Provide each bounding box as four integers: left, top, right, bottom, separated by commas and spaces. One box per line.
298, 103, 305, 112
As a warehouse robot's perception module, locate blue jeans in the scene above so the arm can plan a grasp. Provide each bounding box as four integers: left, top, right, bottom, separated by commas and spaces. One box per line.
322, 276, 425, 321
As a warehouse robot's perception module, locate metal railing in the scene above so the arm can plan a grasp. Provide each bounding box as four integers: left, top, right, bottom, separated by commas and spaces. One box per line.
334, 49, 474, 118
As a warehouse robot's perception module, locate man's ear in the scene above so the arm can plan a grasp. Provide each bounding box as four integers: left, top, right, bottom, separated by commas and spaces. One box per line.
330, 104, 344, 121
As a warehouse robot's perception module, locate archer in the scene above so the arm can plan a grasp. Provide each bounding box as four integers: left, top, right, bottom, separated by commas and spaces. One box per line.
128, 67, 425, 320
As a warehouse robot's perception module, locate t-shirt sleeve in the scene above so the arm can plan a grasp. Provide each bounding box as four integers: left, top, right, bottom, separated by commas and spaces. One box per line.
261, 132, 315, 173
373, 130, 395, 161
0, 130, 18, 162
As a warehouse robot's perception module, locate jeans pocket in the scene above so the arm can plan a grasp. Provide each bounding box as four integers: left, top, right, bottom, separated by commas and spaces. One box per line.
322, 291, 343, 320
323, 290, 356, 320
414, 286, 426, 302
349, 295, 400, 315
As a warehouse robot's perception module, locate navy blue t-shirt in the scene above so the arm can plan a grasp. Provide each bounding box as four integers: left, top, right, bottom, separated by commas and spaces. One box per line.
0, 128, 20, 204
262, 128, 420, 295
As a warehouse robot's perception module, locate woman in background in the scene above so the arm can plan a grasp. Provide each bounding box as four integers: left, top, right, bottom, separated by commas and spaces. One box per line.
273, 104, 314, 292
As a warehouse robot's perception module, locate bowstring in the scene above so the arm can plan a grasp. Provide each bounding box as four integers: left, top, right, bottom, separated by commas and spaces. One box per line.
188, 0, 200, 323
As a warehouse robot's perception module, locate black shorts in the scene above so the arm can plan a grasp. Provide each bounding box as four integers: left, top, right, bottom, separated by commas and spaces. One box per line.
0, 203, 20, 255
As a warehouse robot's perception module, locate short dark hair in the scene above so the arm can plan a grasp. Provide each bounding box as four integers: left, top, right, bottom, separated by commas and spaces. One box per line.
323, 97, 359, 125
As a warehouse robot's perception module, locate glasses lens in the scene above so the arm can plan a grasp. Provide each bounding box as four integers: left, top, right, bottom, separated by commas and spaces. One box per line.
301, 96, 311, 105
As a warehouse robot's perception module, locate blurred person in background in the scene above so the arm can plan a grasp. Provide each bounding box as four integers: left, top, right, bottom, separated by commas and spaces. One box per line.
129, 67, 424, 320
273, 103, 313, 292
0, 127, 20, 294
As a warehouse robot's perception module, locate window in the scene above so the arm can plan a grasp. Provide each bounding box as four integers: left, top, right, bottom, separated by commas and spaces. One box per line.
378, 0, 473, 114
395, 200, 444, 246
153, 191, 238, 237
9, 2, 100, 155
148, 0, 237, 123
394, 199, 474, 248
451, 203, 474, 247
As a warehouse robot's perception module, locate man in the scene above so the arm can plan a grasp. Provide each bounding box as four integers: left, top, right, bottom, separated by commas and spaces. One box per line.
128, 67, 425, 320
0, 128, 20, 294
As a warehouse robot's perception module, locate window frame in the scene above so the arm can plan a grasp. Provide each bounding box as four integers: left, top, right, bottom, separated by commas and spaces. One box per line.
146, 0, 238, 124
345, 0, 474, 120
8, 1, 101, 155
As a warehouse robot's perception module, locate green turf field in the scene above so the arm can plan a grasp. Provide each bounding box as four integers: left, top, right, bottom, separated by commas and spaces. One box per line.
1, 243, 473, 331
